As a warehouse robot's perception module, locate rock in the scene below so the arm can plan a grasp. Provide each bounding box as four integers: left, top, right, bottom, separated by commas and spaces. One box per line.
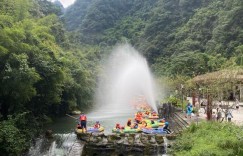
155, 135, 164, 144
89, 135, 99, 143
123, 137, 129, 144
149, 136, 156, 144
134, 134, 142, 145
167, 144, 172, 148
140, 134, 149, 144
77, 133, 91, 142
107, 134, 121, 143
45, 129, 53, 139
101, 137, 108, 145
71, 110, 81, 115
127, 136, 134, 144
166, 134, 177, 140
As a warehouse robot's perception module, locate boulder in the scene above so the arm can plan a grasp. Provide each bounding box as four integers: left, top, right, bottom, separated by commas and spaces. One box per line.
71, 110, 81, 115
149, 136, 156, 144
155, 135, 164, 144
107, 134, 121, 143
166, 134, 177, 140
45, 129, 53, 139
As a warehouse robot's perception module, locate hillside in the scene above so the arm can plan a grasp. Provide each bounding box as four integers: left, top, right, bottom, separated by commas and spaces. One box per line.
0, 0, 99, 154
64, 0, 243, 77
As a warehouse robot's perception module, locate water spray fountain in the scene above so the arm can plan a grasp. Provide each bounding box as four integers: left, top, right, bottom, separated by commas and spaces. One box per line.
90, 44, 158, 119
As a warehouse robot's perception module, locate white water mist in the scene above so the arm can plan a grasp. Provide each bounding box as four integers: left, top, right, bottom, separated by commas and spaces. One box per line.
93, 44, 157, 118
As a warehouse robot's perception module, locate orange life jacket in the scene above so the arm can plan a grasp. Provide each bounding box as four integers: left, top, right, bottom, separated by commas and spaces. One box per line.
135, 114, 142, 121
79, 115, 87, 121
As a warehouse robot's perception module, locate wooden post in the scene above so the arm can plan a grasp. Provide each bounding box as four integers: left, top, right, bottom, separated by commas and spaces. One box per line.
207, 94, 212, 120
192, 91, 196, 107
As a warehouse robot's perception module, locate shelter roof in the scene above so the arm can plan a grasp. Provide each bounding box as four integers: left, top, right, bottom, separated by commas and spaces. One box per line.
191, 69, 243, 85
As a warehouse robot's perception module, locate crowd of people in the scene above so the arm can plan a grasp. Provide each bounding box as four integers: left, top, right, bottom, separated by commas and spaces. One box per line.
185, 98, 240, 123
113, 107, 172, 134
76, 97, 173, 134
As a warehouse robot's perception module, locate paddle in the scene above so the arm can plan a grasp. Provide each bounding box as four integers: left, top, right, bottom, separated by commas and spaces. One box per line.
66, 114, 78, 120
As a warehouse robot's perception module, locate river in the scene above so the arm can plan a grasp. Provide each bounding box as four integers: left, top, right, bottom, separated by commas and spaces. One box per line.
27, 111, 133, 156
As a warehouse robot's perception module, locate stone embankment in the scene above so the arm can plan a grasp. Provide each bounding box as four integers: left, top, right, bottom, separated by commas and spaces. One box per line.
78, 104, 190, 155
77, 132, 177, 156
77, 133, 169, 155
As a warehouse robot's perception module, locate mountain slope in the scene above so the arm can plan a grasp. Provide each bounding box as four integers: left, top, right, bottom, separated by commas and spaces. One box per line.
64, 0, 243, 76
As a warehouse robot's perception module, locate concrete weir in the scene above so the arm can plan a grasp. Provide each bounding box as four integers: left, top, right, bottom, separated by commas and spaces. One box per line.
77, 132, 176, 156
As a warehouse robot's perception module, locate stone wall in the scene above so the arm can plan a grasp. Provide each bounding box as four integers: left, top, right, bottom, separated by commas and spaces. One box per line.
77, 132, 170, 156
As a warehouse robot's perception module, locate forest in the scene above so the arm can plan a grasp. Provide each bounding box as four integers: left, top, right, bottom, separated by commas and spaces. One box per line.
0, 0, 242, 155
65, 0, 243, 77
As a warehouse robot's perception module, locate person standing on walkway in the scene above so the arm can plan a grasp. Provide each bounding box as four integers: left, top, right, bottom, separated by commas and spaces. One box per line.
79, 112, 87, 132
236, 98, 240, 111
185, 100, 193, 118
226, 110, 233, 122
216, 107, 222, 122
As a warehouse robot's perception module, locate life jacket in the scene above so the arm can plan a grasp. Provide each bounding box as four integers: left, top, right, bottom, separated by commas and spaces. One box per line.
127, 121, 131, 126
135, 114, 142, 121
79, 115, 87, 121
77, 124, 82, 129
94, 123, 100, 128
116, 124, 121, 129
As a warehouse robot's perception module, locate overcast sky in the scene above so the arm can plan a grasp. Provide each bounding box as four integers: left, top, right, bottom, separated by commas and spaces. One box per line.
60, 0, 76, 8
50, 0, 76, 8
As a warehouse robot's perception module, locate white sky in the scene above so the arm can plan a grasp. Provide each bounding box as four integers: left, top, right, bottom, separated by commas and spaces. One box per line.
59, 0, 75, 8
50, 0, 76, 8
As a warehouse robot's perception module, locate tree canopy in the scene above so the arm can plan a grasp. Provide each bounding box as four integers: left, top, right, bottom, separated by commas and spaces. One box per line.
64, 0, 243, 77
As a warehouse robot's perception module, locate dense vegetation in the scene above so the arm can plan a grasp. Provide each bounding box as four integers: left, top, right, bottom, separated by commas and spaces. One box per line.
171, 122, 243, 156
64, 0, 243, 77
0, 0, 99, 154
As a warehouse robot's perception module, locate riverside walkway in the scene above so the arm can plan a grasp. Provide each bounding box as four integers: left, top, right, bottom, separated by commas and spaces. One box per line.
158, 103, 243, 134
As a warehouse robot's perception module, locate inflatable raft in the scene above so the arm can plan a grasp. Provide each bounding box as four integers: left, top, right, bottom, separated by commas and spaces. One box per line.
148, 115, 159, 119
142, 128, 167, 134
140, 120, 160, 128
76, 127, 104, 134
112, 127, 142, 133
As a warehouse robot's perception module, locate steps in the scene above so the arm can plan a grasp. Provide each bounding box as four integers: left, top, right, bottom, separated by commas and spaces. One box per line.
167, 112, 189, 134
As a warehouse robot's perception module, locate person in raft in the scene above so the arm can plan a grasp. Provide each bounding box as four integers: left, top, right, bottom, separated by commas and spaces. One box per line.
152, 111, 157, 116
77, 123, 82, 129
78, 112, 87, 132
135, 112, 142, 123
163, 122, 172, 134
94, 121, 100, 129
115, 123, 124, 130
127, 118, 132, 127
132, 122, 138, 129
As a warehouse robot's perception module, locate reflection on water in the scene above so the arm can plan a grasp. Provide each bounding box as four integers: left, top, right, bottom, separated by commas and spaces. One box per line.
88, 110, 134, 134
47, 110, 133, 135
